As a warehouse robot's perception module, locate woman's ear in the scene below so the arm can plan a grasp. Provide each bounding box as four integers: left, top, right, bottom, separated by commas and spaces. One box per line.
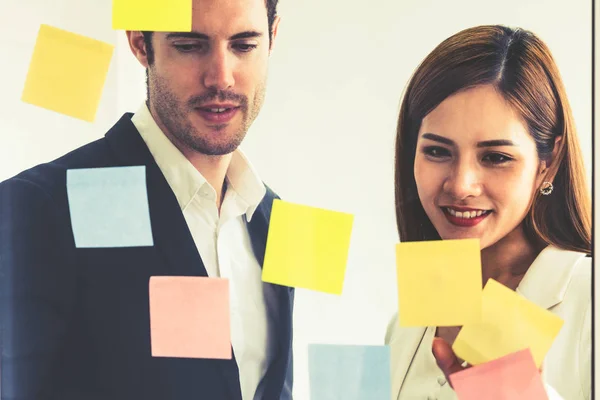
539, 135, 563, 175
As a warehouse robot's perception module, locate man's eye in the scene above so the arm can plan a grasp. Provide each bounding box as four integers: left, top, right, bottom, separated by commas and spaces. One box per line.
233, 43, 258, 52
423, 146, 451, 158
483, 152, 513, 164
174, 43, 205, 52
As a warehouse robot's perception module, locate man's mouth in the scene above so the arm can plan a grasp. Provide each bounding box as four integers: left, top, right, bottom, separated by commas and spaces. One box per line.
195, 105, 240, 124
198, 106, 239, 113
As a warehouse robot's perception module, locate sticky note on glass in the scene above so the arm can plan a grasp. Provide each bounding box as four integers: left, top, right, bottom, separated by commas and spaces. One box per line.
261, 200, 354, 295
22, 24, 114, 122
453, 279, 563, 368
450, 349, 548, 400
149, 277, 231, 359
308, 344, 391, 400
396, 239, 482, 327
66, 166, 153, 248
112, 0, 192, 31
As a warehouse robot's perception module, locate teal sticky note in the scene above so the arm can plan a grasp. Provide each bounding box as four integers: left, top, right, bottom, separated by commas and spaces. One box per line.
308, 344, 391, 400
66, 166, 153, 248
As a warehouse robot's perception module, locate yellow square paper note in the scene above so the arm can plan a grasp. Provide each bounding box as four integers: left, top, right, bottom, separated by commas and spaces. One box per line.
452, 279, 564, 368
21, 25, 114, 122
396, 239, 482, 327
112, 0, 192, 31
261, 200, 354, 295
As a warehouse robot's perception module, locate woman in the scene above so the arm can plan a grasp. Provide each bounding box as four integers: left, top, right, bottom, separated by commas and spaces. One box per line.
385, 25, 591, 400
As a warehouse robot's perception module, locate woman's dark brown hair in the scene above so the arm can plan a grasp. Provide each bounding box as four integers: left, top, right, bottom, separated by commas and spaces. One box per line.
395, 25, 591, 254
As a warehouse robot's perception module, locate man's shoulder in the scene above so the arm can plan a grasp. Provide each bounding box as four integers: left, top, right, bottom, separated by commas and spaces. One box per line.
1, 137, 112, 197
264, 184, 280, 201
1, 114, 136, 196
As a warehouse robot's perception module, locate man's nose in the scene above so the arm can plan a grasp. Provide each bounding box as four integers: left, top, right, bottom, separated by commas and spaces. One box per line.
203, 47, 235, 90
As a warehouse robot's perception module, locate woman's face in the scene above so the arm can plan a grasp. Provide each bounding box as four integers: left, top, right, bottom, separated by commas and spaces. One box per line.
414, 84, 546, 249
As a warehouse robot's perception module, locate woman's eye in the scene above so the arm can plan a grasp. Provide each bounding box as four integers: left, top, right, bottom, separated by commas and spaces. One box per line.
423, 146, 451, 158
482, 152, 513, 164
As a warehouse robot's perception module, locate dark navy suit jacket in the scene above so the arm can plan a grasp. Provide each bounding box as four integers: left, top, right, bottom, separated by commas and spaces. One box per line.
0, 114, 294, 400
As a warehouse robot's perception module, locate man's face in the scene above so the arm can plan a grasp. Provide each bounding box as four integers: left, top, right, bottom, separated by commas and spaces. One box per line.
138, 0, 278, 156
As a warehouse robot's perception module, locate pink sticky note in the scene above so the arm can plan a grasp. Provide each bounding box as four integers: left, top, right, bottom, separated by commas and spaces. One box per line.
149, 276, 231, 359
449, 349, 548, 400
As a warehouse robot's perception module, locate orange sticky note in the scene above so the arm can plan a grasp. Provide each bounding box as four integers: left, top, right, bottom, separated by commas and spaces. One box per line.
149, 276, 231, 359
449, 349, 548, 400
22, 24, 114, 122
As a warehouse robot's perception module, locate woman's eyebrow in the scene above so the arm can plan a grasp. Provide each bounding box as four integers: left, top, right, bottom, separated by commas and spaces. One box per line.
421, 133, 516, 148
421, 133, 454, 146
476, 139, 516, 147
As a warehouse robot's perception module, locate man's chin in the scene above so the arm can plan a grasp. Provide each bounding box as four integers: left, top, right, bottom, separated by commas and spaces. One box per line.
187, 137, 245, 156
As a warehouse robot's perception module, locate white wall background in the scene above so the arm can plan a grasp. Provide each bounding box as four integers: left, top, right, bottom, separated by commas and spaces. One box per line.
0, 0, 592, 399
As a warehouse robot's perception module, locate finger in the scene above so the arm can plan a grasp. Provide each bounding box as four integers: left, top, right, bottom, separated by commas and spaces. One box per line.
432, 337, 464, 378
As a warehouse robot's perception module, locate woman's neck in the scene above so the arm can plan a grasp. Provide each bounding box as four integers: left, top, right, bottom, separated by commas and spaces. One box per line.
480, 225, 543, 291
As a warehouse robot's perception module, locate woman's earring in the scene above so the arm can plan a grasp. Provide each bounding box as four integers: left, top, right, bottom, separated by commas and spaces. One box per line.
540, 181, 553, 195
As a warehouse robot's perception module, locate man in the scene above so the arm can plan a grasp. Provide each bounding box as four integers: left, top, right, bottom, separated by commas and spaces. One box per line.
0, 0, 294, 398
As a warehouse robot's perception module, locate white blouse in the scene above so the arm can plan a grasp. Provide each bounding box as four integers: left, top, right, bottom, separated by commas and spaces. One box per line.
386, 246, 591, 400
398, 327, 457, 400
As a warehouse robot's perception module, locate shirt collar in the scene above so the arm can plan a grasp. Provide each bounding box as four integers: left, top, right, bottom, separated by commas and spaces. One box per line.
131, 103, 265, 221
226, 150, 266, 221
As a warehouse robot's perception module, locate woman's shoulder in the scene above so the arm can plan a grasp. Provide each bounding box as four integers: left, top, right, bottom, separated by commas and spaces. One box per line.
384, 312, 426, 345
559, 249, 591, 302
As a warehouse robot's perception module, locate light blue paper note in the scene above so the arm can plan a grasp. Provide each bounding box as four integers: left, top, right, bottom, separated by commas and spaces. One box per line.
308, 344, 391, 400
66, 166, 153, 248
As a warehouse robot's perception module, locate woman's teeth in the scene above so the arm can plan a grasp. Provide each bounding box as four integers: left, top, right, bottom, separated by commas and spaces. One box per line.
446, 208, 488, 219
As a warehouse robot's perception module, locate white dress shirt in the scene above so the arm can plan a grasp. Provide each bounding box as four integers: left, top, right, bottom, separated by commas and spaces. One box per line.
386, 245, 591, 400
132, 103, 275, 400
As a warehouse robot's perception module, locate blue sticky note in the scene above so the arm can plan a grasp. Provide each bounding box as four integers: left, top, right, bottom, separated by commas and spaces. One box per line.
66, 166, 154, 248
308, 344, 391, 400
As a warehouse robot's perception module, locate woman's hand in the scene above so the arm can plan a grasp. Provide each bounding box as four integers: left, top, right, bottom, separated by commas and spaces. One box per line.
432, 338, 545, 390
432, 337, 468, 389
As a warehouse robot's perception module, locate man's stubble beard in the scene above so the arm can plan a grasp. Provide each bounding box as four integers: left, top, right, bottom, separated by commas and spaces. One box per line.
148, 69, 267, 156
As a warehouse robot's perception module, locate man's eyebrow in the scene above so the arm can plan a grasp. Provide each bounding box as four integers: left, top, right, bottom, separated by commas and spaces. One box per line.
166, 32, 210, 40
421, 133, 454, 146
165, 31, 263, 41
229, 31, 263, 40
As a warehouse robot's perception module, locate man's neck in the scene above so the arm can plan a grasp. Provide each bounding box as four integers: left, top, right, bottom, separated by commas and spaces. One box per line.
147, 102, 232, 210
480, 226, 542, 291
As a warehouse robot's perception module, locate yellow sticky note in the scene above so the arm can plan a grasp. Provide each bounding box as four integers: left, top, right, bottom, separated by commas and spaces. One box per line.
396, 239, 482, 327
21, 25, 114, 122
261, 200, 354, 295
453, 279, 564, 368
112, 0, 192, 31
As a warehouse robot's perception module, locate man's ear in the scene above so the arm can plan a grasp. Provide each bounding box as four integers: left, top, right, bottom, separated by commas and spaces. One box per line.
126, 31, 150, 68
269, 16, 281, 54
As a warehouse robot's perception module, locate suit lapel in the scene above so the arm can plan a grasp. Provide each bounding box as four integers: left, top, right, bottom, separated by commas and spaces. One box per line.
105, 114, 242, 400
246, 190, 294, 399
389, 326, 427, 399
516, 245, 587, 309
